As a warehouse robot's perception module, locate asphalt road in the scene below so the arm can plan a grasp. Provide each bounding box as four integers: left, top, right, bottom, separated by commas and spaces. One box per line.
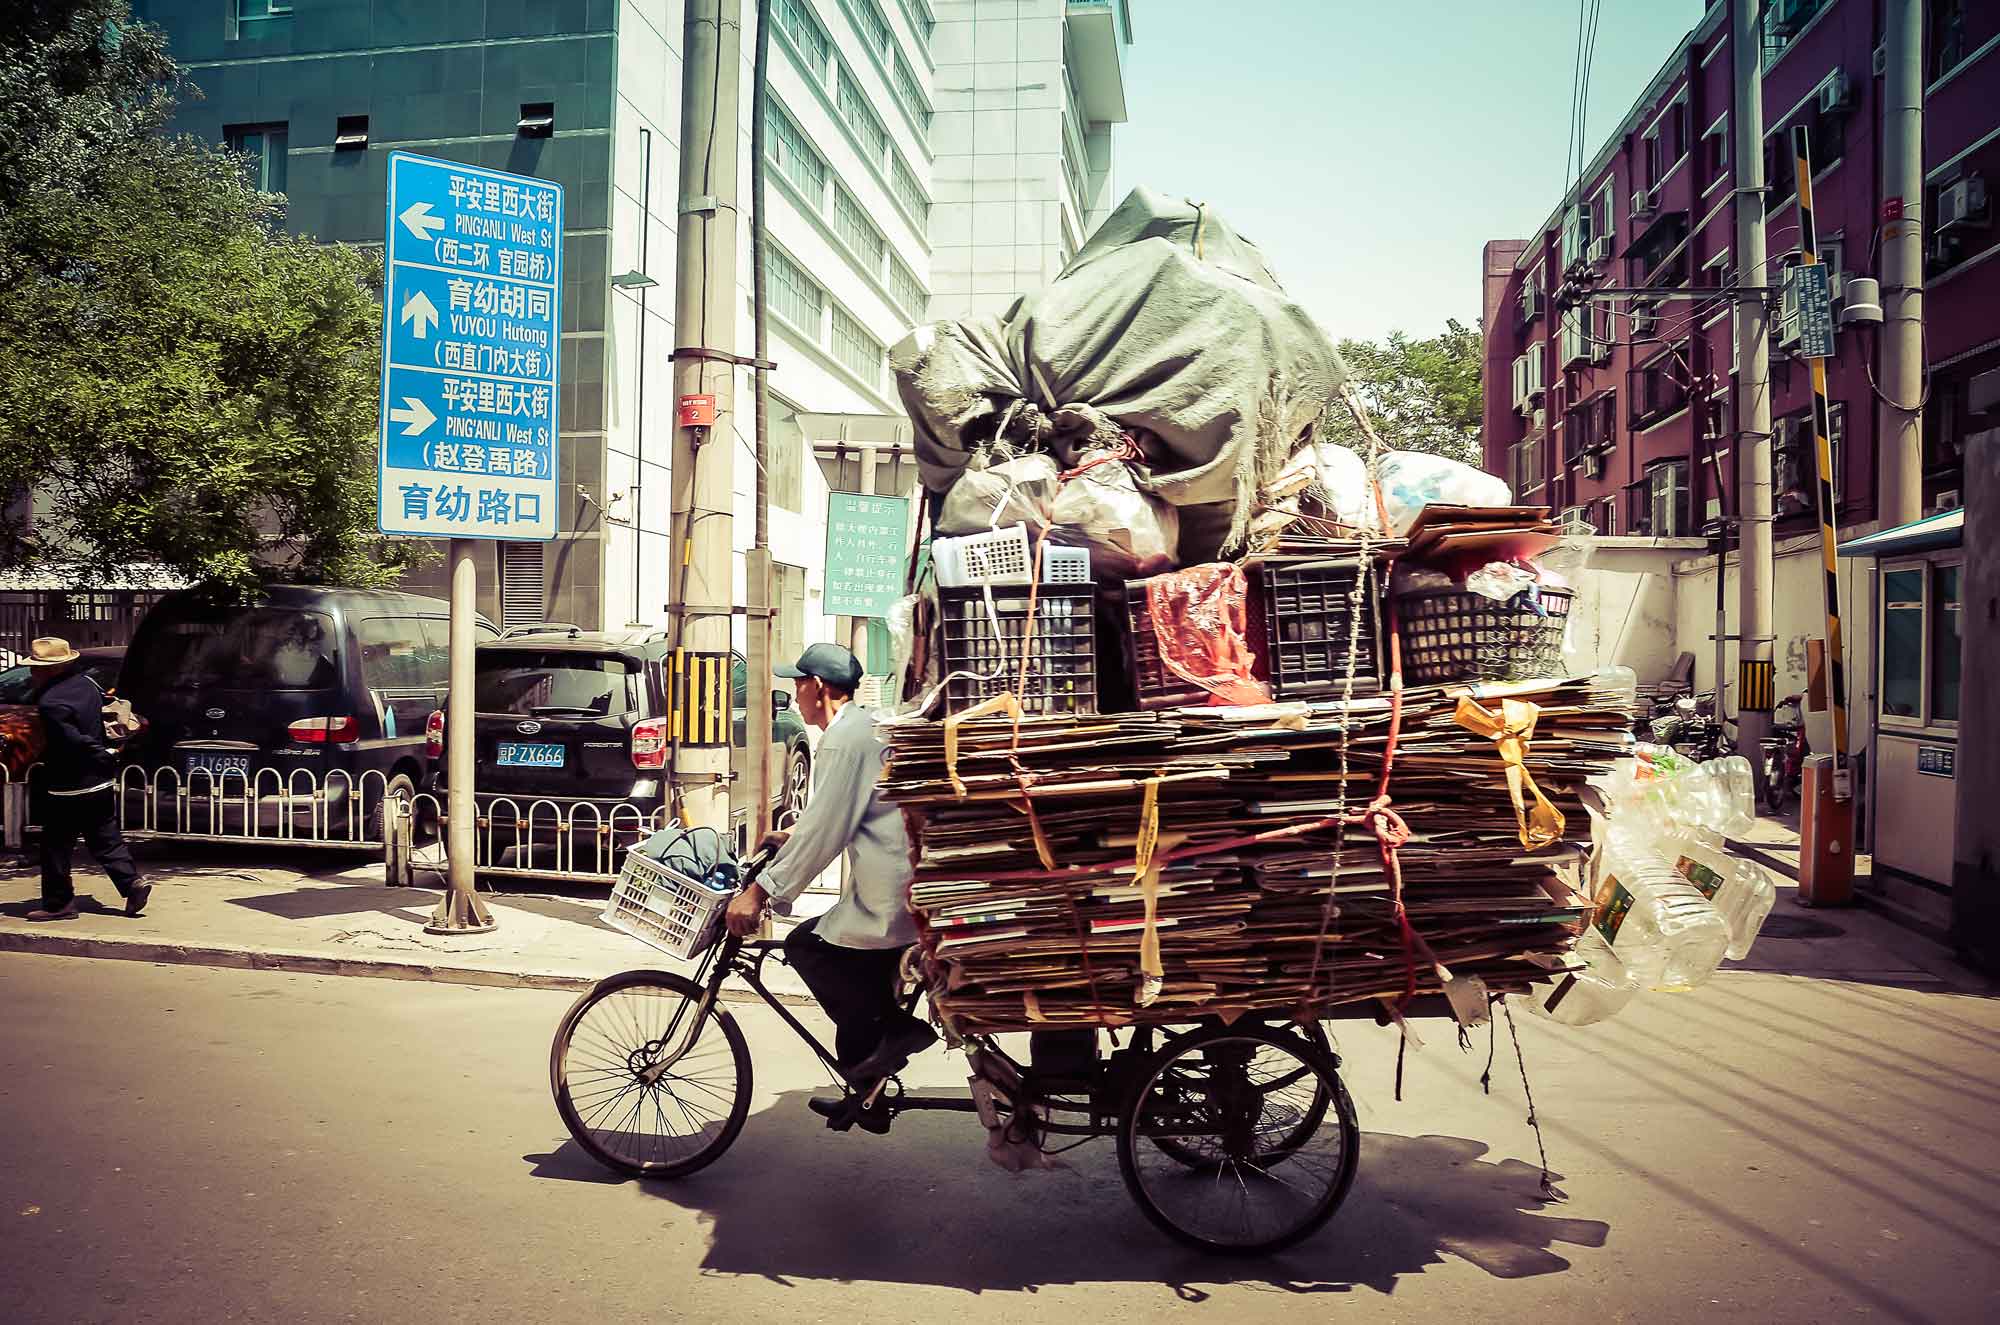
3, 951, 1997, 1324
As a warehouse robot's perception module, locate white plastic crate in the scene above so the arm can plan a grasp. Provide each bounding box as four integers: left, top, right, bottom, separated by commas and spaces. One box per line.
1041, 544, 1091, 584
935, 524, 1033, 588
600, 850, 734, 959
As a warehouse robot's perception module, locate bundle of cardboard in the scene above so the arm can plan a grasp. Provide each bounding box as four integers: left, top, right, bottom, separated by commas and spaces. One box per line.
881, 674, 1634, 1034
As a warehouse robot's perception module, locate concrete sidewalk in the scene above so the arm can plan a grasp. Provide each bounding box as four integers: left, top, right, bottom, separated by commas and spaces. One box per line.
0, 844, 812, 1000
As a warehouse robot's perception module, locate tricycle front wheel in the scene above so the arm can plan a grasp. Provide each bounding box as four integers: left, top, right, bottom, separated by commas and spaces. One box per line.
550, 969, 752, 1179
1116, 1022, 1359, 1255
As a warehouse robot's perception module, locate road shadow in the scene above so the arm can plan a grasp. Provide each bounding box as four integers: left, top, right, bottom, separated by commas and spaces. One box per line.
524, 1089, 1607, 1297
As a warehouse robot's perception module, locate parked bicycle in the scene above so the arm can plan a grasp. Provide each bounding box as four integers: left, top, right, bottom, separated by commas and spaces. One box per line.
549, 852, 1362, 1255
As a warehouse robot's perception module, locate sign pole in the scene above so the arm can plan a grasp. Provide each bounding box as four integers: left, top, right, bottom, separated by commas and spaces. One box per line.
429, 537, 496, 933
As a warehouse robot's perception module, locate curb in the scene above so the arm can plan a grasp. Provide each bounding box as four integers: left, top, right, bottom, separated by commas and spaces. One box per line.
0, 929, 813, 1006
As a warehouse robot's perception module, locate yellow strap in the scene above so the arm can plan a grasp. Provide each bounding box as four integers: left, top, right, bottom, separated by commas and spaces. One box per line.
943, 692, 1022, 798
1132, 777, 1185, 1007
1453, 695, 1566, 849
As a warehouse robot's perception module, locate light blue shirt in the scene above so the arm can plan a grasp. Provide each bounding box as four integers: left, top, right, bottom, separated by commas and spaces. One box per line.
761, 703, 917, 949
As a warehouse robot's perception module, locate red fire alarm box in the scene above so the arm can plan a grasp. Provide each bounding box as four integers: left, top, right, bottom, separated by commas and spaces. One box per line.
677, 394, 717, 427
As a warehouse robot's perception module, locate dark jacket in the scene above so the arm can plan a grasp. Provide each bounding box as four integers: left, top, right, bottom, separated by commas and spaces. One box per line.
37, 670, 120, 793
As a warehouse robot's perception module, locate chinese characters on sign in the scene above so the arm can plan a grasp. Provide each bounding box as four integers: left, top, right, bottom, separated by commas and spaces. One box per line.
377, 152, 562, 540
1794, 262, 1836, 361
823, 492, 910, 618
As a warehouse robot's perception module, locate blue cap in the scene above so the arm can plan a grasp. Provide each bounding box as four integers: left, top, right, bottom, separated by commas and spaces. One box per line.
773, 642, 865, 693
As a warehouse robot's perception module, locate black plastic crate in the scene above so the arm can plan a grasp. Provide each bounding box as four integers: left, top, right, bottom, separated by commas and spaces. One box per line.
1121, 577, 1216, 710
939, 585, 1098, 715
1254, 558, 1383, 700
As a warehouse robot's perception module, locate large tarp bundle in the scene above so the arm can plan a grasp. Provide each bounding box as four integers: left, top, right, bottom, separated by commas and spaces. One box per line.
891, 188, 1349, 556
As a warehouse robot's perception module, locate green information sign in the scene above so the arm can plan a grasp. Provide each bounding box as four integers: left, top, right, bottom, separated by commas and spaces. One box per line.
824, 491, 910, 618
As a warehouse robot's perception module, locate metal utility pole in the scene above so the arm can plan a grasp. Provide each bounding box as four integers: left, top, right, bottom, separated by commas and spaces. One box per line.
746, 0, 776, 842
427, 539, 496, 933
667, 0, 741, 832
1878, 0, 1925, 528
1731, 0, 1776, 780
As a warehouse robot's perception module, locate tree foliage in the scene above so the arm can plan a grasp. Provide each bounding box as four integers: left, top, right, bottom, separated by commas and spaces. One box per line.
1323, 319, 1485, 467
0, 1, 420, 593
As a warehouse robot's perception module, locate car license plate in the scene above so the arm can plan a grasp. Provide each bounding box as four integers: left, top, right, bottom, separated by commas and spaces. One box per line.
497, 741, 565, 768
184, 752, 251, 780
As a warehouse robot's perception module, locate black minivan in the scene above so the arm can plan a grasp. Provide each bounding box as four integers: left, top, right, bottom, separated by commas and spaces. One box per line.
120, 585, 495, 836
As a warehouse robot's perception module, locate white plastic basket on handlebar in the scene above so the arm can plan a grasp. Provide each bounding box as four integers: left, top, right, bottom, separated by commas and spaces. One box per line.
601, 850, 734, 960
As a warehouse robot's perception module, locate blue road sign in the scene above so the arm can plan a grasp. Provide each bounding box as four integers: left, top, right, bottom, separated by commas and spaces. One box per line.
378, 152, 563, 540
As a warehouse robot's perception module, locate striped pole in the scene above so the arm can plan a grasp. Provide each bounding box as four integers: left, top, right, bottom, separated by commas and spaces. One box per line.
1793, 124, 1852, 801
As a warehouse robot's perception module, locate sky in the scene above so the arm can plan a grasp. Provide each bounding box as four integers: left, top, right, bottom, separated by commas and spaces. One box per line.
1114, 2, 1708, 345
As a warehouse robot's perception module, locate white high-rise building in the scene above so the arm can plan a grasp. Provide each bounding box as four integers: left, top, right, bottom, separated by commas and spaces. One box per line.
927, 0, 1134, 320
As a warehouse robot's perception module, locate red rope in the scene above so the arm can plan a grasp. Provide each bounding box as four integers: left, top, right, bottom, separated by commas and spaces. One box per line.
1056, 432, 1144, 483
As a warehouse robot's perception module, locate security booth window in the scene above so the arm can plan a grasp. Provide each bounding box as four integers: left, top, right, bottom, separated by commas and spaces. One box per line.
1880, 558, 1962, 729
474, 653, 640, 718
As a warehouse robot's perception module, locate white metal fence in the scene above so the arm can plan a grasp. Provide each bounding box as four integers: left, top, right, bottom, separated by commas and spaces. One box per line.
1, 763, 397, 851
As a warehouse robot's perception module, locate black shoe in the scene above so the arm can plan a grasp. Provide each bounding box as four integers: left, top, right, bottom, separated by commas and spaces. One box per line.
808, 1095, 891, 1135
25, 902, 80, 922
124, 883, 153, 918
845, 1018, 939, 1086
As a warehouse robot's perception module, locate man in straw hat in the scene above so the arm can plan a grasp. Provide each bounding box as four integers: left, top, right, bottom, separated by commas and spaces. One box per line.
19, 637, 149, 921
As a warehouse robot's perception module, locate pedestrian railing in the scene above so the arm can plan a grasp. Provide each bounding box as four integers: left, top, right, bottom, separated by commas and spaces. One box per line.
389, 791, 672, 886
0, 763, 398, 851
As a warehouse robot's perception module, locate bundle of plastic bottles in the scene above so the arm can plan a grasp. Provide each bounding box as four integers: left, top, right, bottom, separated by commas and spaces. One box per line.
1525, 747, 1778, 1027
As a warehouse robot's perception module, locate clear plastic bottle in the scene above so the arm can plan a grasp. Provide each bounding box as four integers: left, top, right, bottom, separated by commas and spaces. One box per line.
1662, 827, 1778, 960
1592, 824, 1732, 990
1524, 929, 1638, 1026
1697, 757, 1758, 839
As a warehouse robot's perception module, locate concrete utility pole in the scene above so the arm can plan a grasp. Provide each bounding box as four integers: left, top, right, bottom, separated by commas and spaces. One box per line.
1878, 0, 1926, 528
427, 539, 495, 933
746, 0, 775, 843
668, 0, 741, 832
1731, 0, 1776, 779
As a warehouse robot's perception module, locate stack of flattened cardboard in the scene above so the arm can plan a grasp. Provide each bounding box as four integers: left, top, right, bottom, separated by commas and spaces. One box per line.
881, 673, 1633, 1034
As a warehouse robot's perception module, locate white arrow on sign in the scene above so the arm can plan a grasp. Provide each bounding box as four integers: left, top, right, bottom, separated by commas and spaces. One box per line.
388, 396, 437, 437
399, 201, 444, 241
400, 290, 439, 339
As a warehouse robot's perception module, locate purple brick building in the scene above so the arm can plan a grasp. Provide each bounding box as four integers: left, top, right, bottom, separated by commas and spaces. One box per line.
1482, 0, 1997, 538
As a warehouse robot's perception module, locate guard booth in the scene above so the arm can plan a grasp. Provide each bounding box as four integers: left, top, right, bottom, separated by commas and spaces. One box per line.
1838, 508, 1964, 915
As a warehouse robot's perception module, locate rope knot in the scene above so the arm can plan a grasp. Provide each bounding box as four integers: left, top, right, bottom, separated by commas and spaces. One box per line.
1362, 796, 1411, 851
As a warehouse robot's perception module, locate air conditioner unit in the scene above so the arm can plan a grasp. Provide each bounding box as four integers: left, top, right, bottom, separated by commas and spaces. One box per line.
1587, 235, 1614, 264
1937, 177, 1989, 231
1631, 188, 1656, 219
1589, 338, 1613, 365
1817, 71, 1855, 115
1872, 43, 1887, 77
1632, 306, 1658, 338
1934, 489, 1962, 514
1531, 406, 1547, 432
1582, 451, 1605, 479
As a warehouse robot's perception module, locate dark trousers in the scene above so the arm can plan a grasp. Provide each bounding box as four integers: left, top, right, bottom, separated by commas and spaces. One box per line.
783, 916, 916, 1070
39, 788, 140, 910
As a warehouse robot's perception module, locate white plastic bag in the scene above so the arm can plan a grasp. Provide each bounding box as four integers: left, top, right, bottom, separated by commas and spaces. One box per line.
937, 453, 1060, 535
1375, 450, 1513, 536
1047, 456, 1179, 578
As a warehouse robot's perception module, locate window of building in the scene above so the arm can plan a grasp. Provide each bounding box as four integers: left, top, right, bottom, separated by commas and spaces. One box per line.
1929, 0, 1968, 82
1594, 495, 1618, 534
1926, 162, 1996, 278
224, 122, 288, 193
891, 50, 931, 132
899, 0, 936, 44
1560, 202, 1591, 268
1510, 435, 1547, 497
1630, 348, 1688, 428
767, 99, 827, 207
1062, 128, 1089, 214
1594, 178, 1617, 243
768, 246, 825, 335
889, 151, 929, 226
1763, 0, 1831, 69
853, 0, 894, 54
1880, 558, 1962, 728
237, 0, 292, 20
1626, 460, 1689, 537
1773, 401, 1846, 516
1765, 95, 1847, 212
774, 563, 806, 693
1923, 375, 1966, 477
888, 254, 926, 321
1702, 113, 1729, 184
774, 0, 832, 81
832, 185, 887, 273
831, 306, 884, 387
837, 65, 891, 165
1642, 104, 1685, 191
1702, 247, 1733, 290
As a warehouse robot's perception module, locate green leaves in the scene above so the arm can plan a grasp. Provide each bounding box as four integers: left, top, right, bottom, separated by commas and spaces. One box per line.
1326, 319, 1485, 466
0, 1, 424, 594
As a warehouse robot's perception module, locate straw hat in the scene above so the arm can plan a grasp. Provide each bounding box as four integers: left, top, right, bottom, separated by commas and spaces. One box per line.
24, 637, 81, 667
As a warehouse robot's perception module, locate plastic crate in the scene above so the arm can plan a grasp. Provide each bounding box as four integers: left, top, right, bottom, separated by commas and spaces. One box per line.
1254, 557, 1383, 700
939, 584, 1098, 714
1122, 577, 1218, 710
600, 850, 735, 959
1041, 544, 1092, 585
1395, 585, 1575, 685
935, 524, 1034, 588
